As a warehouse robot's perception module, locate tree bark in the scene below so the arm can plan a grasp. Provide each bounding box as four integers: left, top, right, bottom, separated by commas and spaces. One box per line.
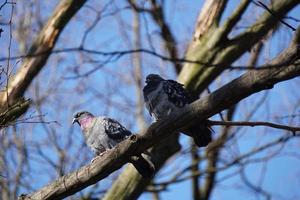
21, 28, 300, 200
193, 0, 227, 40
101, 1, 299, 199
178, 0, 297, 94
0, 0, 86, 125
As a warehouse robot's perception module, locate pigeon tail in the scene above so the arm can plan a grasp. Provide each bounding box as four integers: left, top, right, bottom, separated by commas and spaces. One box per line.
129, 154, 155, 178
183, 121, 213, 147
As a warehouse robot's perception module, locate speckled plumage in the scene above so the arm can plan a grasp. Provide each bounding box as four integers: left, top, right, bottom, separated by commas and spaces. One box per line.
73, 111, 155, 178
82, 117, 131, 155
143, 74, 212, 147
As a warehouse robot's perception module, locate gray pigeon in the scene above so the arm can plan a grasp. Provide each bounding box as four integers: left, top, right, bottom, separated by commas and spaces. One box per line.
72, 111, 155, 178
143, 74, 212, 147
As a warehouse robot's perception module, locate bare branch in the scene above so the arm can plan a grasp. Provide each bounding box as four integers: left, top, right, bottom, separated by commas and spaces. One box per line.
179, 0, 299, 94
219, 0, 250, 39
253, 0, 296, 31
208, 120, 300, 134
0, 98, 31, 127
148, 0, 181, 73
193, 0, 228, 40
21, 33, 300, 199
202, 107, 236, 199
151, 133, 297, 189
0, 0, 87, 113
1, 46, 297, 72
190, 143, 200, 200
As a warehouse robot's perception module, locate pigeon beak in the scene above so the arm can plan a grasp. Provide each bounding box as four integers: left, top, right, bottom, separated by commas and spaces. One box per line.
72, 118, 78, 125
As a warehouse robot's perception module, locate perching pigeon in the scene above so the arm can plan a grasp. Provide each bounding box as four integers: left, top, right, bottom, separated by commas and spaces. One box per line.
143, 74, 212, 147
72, 111, 155, 178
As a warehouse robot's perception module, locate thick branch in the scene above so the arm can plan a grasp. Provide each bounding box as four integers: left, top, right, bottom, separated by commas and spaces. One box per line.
0, 0, 86, 107
102, 136, 180, 200
0, 98, 31, 127
21, 32, 300, 200
101, 3, 299, 199
193, 0, 227, 40
179, 0, 298, 94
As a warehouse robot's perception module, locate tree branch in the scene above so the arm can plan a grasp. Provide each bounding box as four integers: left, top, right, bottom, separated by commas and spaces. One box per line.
220, 0, 250, 37
207, 120, 300, 134
254, 0, 296, 31
21, 29, 300, 200
0, 98, 31, 128
179, 0, 299, 94
148, 0, 182, 73
193, 0, 227, 40
0, 0, 86, 114
202, 107, 236, 200
150, 133, 297, 189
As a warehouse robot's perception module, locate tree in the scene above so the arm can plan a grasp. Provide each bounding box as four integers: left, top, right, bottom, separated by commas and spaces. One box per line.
0, 0, 299, 199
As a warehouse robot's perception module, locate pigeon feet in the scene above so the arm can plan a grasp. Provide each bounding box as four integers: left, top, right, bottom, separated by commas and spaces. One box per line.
91, 150, 111, 163
100, 150, 109, 156
91, 156, 100, 163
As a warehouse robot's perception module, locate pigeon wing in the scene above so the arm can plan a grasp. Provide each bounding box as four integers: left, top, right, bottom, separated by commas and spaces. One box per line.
103, 118, 132, 140
162, 80, 192, 107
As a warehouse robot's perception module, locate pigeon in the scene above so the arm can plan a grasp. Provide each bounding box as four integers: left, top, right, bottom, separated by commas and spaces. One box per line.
72, 111, 155, 178
143, 74, 212, 147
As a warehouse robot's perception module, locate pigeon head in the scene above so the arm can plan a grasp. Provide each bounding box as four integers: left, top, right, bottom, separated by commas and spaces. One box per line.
145, 74, 164, 84
72, 111, 94, 127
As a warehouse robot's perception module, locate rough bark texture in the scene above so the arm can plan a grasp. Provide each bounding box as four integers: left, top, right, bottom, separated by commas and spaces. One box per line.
101, 1, 299, 199
0, 98, 31, 127
193, 0, 227, 40
1, 0, 297, 199
178, 0, 298, 94
0, 0, 86, 124
102, 1, 230, 199
20, 31, 300, 199
102, 135, 180, 200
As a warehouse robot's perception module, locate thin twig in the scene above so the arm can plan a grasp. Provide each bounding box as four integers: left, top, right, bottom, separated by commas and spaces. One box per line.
252, 0, 296, 31
208, 120, 300, 134
0, 47, 298, 71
